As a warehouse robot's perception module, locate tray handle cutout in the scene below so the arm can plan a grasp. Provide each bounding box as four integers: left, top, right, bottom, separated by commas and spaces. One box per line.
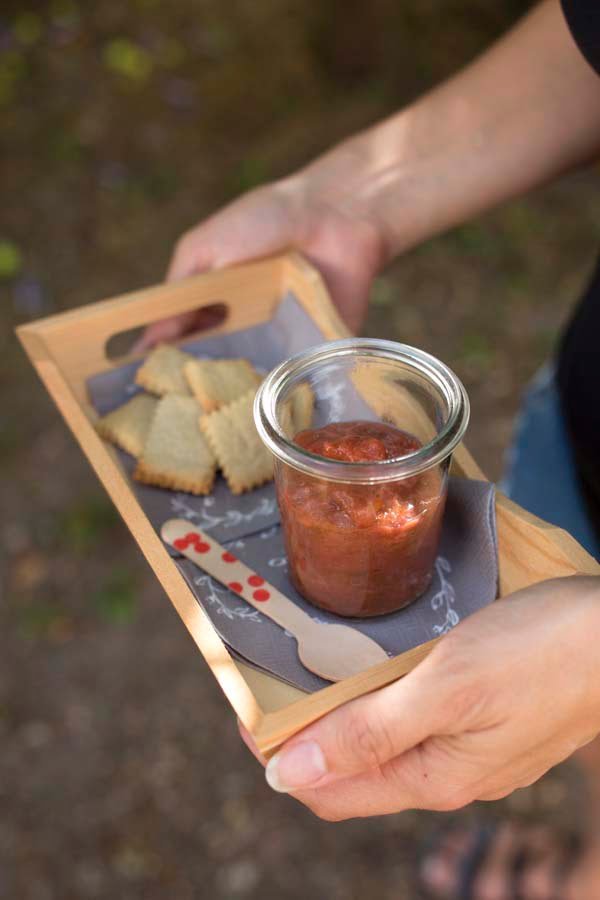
105, 302, 229, 361
18, 255, 289, 385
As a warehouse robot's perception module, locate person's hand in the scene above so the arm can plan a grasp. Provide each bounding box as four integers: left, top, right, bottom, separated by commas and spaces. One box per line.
240, 576, 600, 820
136, 172, 386, 350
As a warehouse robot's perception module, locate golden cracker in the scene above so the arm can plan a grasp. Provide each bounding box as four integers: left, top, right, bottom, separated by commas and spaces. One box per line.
200, 389, 273, 494
96, 393, 157, 458
291, 382, 314, 434
135, 344, 194, 396
272, 380, 313, 452
184, 358, 261, 413
134, 394, 216, 495
279, 382, 314, 439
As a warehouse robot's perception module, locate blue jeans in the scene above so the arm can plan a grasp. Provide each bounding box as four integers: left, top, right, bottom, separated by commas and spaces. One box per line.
502, 366, 600, 560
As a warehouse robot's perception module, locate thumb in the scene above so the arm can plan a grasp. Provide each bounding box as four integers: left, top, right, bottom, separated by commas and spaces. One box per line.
265, 651, 452, 794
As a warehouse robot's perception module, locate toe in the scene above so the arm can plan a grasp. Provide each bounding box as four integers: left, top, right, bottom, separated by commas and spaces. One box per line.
420, 827, 474, 899
563, 839, 600, 900
471, 822, 521, 900
517, 827, 565, 900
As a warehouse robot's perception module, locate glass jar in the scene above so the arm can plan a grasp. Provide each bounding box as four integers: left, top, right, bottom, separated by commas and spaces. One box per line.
254, 339, 469, 618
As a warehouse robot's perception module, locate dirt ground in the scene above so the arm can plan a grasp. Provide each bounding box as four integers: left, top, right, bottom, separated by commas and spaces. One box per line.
2, 2, 599, 898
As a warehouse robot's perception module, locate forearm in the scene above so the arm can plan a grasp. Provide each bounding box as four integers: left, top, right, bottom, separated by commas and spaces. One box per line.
295, 0, 600, 261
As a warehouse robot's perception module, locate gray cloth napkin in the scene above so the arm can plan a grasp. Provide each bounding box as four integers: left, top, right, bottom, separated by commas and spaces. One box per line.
176, 478, 497, 692
88, 293, 498, 692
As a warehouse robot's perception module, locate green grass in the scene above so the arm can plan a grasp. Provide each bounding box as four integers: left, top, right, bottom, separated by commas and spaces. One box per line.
0, 50, 27, 107
103, 38, 153, 84
370, 277, 395, 307
60, 496, 120, 554
13, 12, 43, 47
0, 240, 23, 280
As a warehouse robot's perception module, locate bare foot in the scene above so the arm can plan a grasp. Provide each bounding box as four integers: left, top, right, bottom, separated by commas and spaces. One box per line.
420, 820, 600, 900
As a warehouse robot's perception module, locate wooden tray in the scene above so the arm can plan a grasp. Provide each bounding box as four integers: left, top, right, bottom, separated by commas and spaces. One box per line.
17, 252, 600, 755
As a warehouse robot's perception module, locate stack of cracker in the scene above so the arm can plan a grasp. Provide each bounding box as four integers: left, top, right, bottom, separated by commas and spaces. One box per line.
95, 344, 312, 497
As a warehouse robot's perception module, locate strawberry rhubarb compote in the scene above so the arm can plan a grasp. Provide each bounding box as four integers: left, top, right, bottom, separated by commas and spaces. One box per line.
276, 420, 445, 617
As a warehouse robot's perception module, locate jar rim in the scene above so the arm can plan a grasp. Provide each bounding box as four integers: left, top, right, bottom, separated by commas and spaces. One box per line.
254, 338, 470, 483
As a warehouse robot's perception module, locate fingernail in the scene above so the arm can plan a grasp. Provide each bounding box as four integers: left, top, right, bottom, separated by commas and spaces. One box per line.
265, 741, 327, 793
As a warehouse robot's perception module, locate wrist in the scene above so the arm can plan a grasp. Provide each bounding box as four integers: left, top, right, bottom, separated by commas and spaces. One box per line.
288, 102, 458, 265
575, 578, 600, 729
288, 129, 406, 267
538, 576, 600, 742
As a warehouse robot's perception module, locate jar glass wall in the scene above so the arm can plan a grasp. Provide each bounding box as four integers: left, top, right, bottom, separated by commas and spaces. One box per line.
255, 339, 469, 618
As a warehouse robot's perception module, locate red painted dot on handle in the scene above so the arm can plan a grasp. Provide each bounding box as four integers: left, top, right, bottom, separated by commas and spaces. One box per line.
184, 532, 199, 542
228, 582, 243, 594
194, 541, 210, 554
222, 551, 237, 563
247, 575, 264, 587
173, 537, 189, 551
253, 589, 270, 602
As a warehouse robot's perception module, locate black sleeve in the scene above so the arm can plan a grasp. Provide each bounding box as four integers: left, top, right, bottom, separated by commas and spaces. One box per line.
557, 257, 600, 537
556, 6, 600, 541
561, 0, 600, 76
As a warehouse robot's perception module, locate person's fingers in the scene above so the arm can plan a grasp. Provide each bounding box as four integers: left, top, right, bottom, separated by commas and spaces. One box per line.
166, 183, 298, 282
264, 645, 461, 795
476, 762, 554, 801
129, 222, 221, 351
286, 741, 477, 820
304, 250, 372, 334
166, 227, 215, 282
287, 734, 555, 820
263, 586, 584, 799
131, 304, 228, 353
133, 185, 299, 351
130, 310, 199, 353
301, 214, 383, 333
130, 224, 216, 352
136, 177, 382, 350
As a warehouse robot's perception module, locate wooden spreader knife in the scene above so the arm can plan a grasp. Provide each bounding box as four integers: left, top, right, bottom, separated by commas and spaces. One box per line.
161, 518, 389, 682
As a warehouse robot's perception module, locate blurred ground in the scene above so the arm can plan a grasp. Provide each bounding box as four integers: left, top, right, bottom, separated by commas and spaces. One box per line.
2, 1, 599, 898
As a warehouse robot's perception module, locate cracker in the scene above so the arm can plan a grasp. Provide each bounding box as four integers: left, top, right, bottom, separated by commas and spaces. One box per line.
291, 382, 315, 433
96, 393, 157, 458
184, 358, 261, 413
200, 389, 273, 494
279, 382, 315, 439
135, 344, 194, 396
134, 395, 216, 495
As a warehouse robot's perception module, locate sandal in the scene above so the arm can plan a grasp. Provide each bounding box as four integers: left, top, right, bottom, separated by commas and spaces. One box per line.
419, 819, 582, 900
